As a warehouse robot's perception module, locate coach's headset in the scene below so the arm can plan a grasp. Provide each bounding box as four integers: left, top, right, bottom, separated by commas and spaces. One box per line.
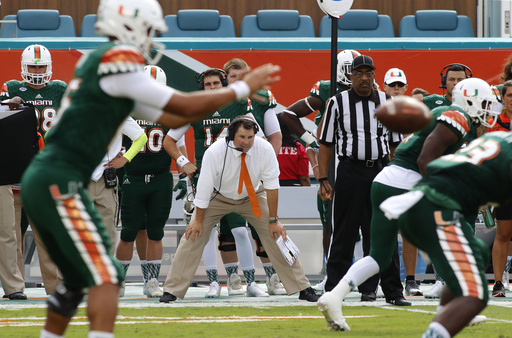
195, 68, 228, 90
439, 63, 473, 89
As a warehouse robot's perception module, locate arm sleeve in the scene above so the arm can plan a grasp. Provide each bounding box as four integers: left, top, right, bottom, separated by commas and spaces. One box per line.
99, 71, 175, 120
176, 135, 186, 147
123, 132, 147, 162
262, 108, 280, 136
166, 124, 190, 141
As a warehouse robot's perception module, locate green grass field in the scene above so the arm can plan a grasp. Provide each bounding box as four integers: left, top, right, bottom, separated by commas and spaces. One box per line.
1, 301, 511, 337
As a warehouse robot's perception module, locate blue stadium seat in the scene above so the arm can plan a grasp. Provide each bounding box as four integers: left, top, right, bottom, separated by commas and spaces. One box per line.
399, 10, 474, 37
161, 10, 235, 37
319, 10, 394, 37
0, 10, 76, 38
80, 14, 99, 37
240, 10, 315, 37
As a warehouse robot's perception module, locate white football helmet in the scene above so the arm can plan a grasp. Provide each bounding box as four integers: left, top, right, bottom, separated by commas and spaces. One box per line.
21, 44, 52, 85
95, 0, 168, 64
144, 65, 167, 86
452, 78, 499, 128
337, 49, 361, 86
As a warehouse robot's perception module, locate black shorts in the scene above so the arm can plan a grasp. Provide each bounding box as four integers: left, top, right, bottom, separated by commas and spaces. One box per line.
495, 200, 512, 220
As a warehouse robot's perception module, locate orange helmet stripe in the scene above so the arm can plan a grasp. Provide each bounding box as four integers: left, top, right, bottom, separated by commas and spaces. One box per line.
34, 45, 40, 60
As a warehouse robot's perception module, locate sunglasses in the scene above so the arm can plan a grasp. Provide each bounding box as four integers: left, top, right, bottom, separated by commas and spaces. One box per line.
387, 82, 406, 88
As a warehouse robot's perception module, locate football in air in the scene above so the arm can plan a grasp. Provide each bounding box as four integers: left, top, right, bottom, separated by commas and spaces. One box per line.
375, 96, 432, 134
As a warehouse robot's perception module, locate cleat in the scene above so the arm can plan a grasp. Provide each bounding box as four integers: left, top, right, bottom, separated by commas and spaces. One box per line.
492, 281, 506, 297
266, 274, 287, 295
386, 295, 411, 306
424, 280, 443, 299
317, 292, 351, 331
246, 282, 269, 297
299, 286, 320, 302
159, 292, 177, 303
312, 276, 327, 293
468, 315, 487, 326
119, 282, 125, 297
227, 273, 245, 296
205, 281, 221, 298
145, 278, 163, 298
405, 280, 423, 296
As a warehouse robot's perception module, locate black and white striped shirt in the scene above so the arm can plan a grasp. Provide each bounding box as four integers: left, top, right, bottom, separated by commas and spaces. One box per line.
319, 89, 402, 160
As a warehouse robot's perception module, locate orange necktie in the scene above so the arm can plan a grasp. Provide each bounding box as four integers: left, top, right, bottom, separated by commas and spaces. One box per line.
238, 153, 261, 218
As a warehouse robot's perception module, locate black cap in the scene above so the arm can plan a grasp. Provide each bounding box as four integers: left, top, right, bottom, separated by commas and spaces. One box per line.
351, 55, 376, 72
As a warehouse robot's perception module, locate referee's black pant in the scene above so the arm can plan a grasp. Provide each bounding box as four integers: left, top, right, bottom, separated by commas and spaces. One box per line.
325, 158, 404, 300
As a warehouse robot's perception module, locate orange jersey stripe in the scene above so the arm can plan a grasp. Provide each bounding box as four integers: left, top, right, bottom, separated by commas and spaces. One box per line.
442, 110, 470, 133
442, 225, 479, 297
62, 198, 113, 284
101, 47, 145, 66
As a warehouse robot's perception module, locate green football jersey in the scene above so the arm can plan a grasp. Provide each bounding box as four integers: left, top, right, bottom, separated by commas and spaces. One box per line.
249, 89, 277, 133
1, 79, 67, 137
309, 80, 347, 125
193, 100, 251, 169
39, 42, 144, 182
421, 94, 451, 111
123, 119, 171, 175
415, 131, 512, 216
391, 105, 475, 173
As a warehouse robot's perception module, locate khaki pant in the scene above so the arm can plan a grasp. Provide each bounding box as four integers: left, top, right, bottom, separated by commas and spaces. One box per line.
14, 192, 63, 295
163, 189, 310, 298
0, 185, 24, 295
87, 177, 118, 254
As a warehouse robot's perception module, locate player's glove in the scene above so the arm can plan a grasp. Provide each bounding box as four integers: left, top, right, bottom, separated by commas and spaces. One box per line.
173, 173, 188, 200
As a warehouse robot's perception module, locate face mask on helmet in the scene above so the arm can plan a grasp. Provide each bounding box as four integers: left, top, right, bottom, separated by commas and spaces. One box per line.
144, 65, 167, 85
95, 0, 168, 65
337, 49, 361, 86
452, 78, 499, 128
21, 44, 52, 85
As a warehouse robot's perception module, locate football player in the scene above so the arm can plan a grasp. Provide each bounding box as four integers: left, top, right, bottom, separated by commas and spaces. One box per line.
1, 44, 66, 296
317, 78, 499, 332
19, 0, 280, 336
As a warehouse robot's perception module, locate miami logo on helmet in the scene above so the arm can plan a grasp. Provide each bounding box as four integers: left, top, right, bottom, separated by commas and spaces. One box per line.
463, 89, 479, 97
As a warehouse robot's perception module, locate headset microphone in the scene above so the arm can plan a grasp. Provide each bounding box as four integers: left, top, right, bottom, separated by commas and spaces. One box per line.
226, 141, 243, 152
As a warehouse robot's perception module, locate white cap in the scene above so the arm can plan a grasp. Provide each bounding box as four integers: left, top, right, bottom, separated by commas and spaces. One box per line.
384, 68, 407, 85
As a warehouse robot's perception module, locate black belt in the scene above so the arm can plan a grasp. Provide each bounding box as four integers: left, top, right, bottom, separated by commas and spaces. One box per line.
340, 156, 388, 168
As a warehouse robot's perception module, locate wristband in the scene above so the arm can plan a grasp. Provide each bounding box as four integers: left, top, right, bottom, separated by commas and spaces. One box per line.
300, 131, 316, 146
228, 81, 251, 101
177, 155, 190, 167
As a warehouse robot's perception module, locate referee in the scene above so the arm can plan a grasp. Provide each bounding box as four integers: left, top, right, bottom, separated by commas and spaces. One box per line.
317, 55, 409, 305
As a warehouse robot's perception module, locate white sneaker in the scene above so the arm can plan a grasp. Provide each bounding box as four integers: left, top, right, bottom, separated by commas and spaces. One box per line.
119, 281, 125, 297
468, 315, 487, 326
312, 276, 327, 293
246, 282, 269, 297
227, 274, 245, 296
145, 278, 163, 298
205, 281, 221, 298
266, 274, 287, 295
424, 280, 444, 299
317, 292, 351, 331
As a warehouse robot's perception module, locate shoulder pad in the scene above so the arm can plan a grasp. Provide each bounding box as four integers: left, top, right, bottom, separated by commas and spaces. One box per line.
98, 45, 145, 76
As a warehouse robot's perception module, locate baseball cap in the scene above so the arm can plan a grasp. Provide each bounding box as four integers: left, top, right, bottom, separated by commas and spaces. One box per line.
384, 68, 407, 85
351, 55, 375, 73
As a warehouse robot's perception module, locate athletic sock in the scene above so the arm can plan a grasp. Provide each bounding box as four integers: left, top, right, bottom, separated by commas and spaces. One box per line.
422, 322, 450, 338
140, 260, 149, 284
243, 268, 256, 285
206, 269, 220, 284
406, 275, 415, 282
88, 331, 114, 338
262, 263, 276, 279
225, 262, 238, 277
147, 260, 161, 280
118, 260, 131, 278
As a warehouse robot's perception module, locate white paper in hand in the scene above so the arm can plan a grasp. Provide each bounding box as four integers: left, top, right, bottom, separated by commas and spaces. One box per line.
276, 235, 300, 266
